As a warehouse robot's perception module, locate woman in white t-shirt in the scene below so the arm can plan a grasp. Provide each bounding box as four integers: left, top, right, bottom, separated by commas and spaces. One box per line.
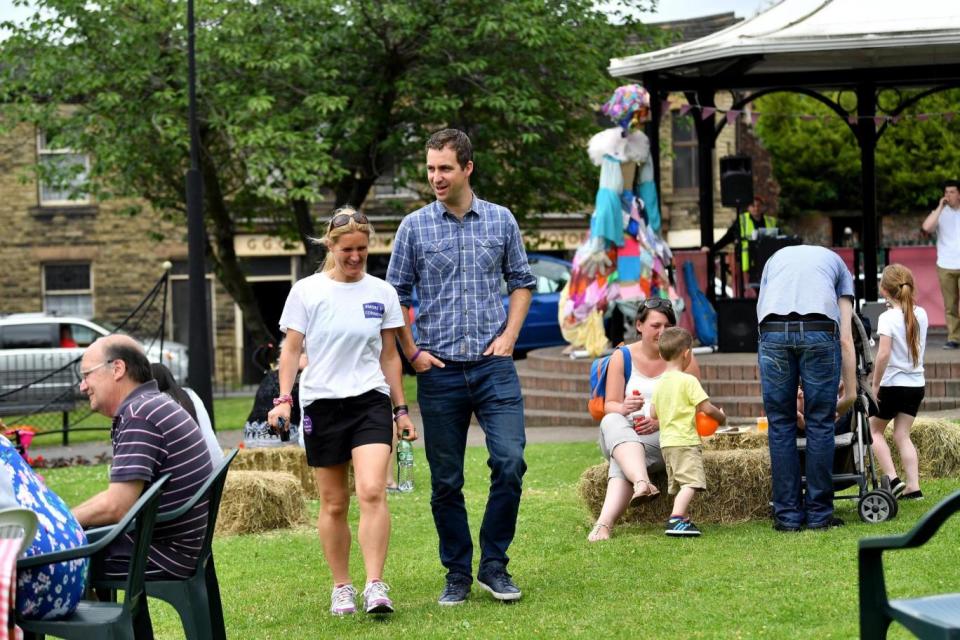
869, 264, 928, 501
268, 207, 416, 617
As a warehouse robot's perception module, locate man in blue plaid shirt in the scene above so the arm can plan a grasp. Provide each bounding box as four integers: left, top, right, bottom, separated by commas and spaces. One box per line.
387, 129, 536, 606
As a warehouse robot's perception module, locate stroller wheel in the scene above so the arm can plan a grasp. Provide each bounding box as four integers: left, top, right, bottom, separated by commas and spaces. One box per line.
859, 491, 896, 523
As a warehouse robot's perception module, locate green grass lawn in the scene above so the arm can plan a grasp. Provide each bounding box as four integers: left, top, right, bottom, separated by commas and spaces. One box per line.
41, 440, 959, 639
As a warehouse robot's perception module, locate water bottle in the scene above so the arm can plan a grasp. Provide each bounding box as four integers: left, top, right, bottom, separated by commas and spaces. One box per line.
397, 429, 414, 493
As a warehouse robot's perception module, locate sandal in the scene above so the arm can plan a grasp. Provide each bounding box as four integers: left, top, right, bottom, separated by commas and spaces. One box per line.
588, 521, 611, 542
629, 479, 660, 507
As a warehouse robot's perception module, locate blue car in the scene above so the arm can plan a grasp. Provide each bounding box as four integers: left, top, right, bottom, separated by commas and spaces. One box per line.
409, 253, 572, 353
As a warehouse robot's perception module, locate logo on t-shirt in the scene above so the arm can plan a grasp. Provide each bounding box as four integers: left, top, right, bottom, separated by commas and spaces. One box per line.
363, 302, 385, 318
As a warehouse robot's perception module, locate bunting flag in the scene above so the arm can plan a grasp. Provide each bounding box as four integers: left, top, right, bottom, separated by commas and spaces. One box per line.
664, 106, 960, 126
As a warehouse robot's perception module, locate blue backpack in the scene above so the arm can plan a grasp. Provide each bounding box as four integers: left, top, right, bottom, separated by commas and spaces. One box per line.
587, 345, 632, 422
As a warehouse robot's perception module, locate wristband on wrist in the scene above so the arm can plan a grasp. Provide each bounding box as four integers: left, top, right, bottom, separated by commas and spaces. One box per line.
393, 409, 409, 422
392, 404, 409, 416
273, 394, 293, 407
409, 348, 423, 363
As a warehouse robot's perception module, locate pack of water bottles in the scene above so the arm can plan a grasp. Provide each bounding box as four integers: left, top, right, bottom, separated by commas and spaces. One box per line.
242, 417, 300, 449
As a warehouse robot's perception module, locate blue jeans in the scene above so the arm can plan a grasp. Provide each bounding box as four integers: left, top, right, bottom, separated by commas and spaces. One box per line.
758, 327, 840, 528
417, 355, 527, 580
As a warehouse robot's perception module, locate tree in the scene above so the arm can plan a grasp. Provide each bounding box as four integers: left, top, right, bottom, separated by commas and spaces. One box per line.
0, 0, 658, 343
754, 89, 960, 217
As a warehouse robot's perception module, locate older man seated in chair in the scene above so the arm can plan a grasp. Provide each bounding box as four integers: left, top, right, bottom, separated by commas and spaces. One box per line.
72, 335, 213, 580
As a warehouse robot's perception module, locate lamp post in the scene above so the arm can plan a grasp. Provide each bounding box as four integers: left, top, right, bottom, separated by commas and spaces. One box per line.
186, 0, 215, 427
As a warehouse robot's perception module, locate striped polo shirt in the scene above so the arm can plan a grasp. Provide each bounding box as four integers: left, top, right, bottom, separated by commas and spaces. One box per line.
108, 380, 214, 579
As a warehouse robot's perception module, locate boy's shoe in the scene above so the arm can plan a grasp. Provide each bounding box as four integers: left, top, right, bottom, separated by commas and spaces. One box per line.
438, 576, 471, 606
665, 516, 702, 537
477, 567, 522, 602
888, 476, 906, 498
363, 580, 394, 614
807, 516, 845, 530
330, 584, 357, 616
901, 490, 924, 500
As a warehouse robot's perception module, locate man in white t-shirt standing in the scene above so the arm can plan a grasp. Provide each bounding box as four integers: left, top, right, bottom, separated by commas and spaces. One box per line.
922, 179, 960, 349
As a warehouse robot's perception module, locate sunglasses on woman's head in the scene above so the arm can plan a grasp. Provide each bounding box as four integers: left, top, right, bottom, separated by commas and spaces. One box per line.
329, 211, 368, 230
643, 298, 672, 311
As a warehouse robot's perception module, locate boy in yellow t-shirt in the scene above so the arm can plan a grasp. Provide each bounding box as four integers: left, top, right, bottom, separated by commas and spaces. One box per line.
651, 327, 726, 537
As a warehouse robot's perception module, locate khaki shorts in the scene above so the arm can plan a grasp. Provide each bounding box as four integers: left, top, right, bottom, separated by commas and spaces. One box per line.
598, 413, 663, 481
663, 446, 707, 494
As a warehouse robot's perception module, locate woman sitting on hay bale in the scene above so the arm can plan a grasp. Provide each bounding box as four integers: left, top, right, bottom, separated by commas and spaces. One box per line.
588, 300, 702, 541
267, 207, 416, 617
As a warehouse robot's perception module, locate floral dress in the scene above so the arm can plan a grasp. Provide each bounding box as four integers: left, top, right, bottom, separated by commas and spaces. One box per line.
0, 437, 88, 620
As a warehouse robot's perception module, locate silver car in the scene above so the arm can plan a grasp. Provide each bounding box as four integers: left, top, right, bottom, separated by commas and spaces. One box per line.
0, 314, 189, 415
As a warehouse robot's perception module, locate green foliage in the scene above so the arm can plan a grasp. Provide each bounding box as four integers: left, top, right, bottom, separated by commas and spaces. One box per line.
754, 89, 960, 216
0, 0, 658, 339
41, 442, 960, 639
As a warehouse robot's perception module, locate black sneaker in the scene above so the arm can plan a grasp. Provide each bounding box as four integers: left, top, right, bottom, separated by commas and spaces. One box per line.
901, 490, 924, 500
772, 519, 802, 533
942, 341, 959, 350
665, 516, 702, 537
477, 568, 522, 602
438, 577, 471, 606
807, 516, 845, 530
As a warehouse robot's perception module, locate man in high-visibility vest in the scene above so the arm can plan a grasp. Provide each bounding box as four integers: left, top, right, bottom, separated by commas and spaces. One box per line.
702, 196, 777, 283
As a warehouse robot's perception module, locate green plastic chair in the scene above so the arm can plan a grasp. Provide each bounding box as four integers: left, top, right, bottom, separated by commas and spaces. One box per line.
859, 489, 960, 639
92, 449, 238, 640
16, 475, 170, 640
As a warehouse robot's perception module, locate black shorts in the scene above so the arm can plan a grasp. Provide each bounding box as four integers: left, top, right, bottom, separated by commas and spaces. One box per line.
302, 389, 393, 467
871, 385, 925, 421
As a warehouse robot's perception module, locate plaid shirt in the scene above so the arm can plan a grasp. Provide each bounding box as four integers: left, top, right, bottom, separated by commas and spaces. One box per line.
387, 197, 536, 361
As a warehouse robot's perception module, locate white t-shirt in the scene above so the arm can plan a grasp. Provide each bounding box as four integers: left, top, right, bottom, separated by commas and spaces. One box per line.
936, 205, 960, 269
183, 387, 224, 465
625, 367, 662, 420
876, 305, 927, 387
279, 272, 404, 403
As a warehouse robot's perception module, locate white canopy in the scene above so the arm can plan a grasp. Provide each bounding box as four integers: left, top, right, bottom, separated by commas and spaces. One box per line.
610, 0, 960, 80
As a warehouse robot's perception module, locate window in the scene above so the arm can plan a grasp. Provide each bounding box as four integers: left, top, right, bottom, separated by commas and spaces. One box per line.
43, 263, 93, 318
0, 325, 55, 349
671, 112, 699, 191
63, 323, 99, 348
38, 130, 90, 206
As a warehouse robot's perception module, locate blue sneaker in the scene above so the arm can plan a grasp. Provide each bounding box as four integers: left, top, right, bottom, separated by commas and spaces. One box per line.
438, 577, 471, 606
665, 516, 702, 537
477, 568, 522, 602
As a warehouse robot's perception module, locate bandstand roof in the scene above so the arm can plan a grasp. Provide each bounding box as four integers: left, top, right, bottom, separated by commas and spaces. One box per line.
610, 0, 960, 88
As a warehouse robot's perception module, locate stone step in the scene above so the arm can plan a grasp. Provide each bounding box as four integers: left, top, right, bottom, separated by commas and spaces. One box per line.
523, 348, 593, 375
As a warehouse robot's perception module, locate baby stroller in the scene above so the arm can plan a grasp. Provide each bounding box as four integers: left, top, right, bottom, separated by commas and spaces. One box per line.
796, 313, 899, 523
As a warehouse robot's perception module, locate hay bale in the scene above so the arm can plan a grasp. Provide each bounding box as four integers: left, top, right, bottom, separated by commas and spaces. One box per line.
217, 470, 307, 536
578, 448, 772, 525
885, 419, 960, 478
231, 447, 319, 497
704, 431, 768, 451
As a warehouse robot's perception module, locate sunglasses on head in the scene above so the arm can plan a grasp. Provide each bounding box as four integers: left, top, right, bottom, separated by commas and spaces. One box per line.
329, 210, 368, 230
642, 298, 672, 311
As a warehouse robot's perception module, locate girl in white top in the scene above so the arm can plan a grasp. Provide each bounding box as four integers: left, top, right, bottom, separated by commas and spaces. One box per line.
268, 207, 416, 616
869, 264, 928, 500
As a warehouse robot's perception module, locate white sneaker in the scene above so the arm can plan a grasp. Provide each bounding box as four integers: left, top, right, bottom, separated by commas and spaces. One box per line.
330, 584, 357, 616
363, 580, 394, 614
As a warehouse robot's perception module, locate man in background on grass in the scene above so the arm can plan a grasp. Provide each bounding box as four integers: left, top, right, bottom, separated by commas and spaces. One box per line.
757, 245, 856, 532
73, 334, 213, 579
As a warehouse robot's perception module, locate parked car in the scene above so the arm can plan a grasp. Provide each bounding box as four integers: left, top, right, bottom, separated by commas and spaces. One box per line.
0, 314, 188, 414
410, 253, 572, 354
